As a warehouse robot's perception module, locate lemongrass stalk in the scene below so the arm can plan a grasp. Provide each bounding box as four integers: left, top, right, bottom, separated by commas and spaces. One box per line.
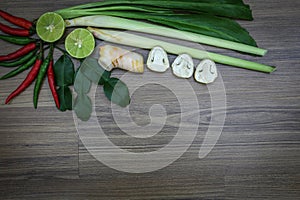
88, 27, 275, 73
66, 15, 267, 56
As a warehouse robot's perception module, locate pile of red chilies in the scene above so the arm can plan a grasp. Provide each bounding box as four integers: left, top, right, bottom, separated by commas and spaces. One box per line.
0, 10, 59, 109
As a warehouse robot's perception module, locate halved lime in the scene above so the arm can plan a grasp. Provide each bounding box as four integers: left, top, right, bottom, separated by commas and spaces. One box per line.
36, 12, 65, 43
65, 28, 95, 59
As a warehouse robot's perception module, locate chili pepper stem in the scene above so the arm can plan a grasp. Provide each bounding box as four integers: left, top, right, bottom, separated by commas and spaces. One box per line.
55, 46, 68, 54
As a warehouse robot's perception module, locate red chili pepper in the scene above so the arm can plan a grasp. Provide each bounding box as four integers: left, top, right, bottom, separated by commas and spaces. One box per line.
0, 42, 36, 62
0, 10, 33, 30
0, 22, 31, 37
5, 55, 43, 104
47, 59, 60, 109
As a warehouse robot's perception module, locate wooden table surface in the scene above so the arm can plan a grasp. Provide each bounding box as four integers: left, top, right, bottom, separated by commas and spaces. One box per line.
0, 0, 299, 199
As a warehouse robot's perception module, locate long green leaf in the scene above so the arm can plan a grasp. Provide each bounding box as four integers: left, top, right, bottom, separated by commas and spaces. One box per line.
83, 11, 256, 46
57, 0, 252, 19
147, 14, 257, 46
80, 5, 172, 14
55, 0, 255, 45
56, 5, 172, 19
114, 0, 248, 5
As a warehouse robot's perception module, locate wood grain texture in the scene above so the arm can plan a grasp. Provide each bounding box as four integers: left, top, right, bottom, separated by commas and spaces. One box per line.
0, 0, 299, 199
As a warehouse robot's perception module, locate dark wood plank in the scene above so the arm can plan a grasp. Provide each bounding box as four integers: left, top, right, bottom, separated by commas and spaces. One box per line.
0, 0, 299, 199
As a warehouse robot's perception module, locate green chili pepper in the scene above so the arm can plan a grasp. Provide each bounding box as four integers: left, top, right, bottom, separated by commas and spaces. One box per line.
0, 49, 38, 67
0, 55, 37, 80
0, 34, 36, 45
33, 45, 53, 109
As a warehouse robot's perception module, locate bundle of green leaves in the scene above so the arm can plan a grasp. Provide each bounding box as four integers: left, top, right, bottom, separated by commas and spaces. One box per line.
56, 0, 256, 46
73, 57, 130, 121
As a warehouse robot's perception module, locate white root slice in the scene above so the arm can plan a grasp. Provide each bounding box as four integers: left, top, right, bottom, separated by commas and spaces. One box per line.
194, 59, 218, 84
146, 46, 169, 72
98, 45, 144, 73
172, 54, 194, 78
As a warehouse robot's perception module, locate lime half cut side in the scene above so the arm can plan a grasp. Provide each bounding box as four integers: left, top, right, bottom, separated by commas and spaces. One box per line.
36, 12, 65, 43
65, 28, 95, 59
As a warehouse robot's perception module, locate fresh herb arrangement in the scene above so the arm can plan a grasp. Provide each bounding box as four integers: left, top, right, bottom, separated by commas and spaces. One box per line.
0, 0, 275, 121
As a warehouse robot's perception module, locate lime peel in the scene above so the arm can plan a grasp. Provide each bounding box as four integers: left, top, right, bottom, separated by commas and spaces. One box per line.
65, 28, 95, 59
36, 12, 65, 43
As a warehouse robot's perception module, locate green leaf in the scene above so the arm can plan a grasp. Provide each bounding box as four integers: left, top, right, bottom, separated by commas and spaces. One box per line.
98, 69, 111, 85
147, 14, 257, 46
56, 0, 255, 45
80, 57, 111, 84
114, 0, 248, 6
131, 1, 253, 20
73, 93, 92, 121
57, 86, 73, 111
53, 54, 75, 87
57, 0, 252, 20
72, 57, 117, 121
103, 77, 130, 107
74, 71, 92, 94
96, 11, 256, 46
